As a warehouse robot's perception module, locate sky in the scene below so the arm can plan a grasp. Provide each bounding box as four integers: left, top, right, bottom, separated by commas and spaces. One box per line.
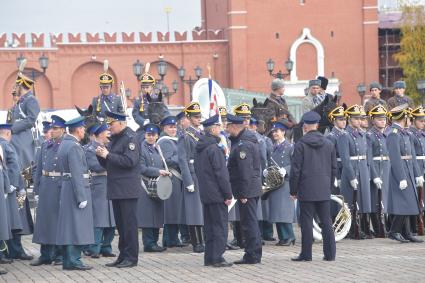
0, 0, 202, 33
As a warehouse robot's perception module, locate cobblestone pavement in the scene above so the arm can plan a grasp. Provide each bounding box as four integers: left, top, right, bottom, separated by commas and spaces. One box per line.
0, 228, 423, 283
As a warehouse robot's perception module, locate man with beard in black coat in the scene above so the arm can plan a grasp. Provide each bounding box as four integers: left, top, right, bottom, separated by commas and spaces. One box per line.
226, 114, 262, 265
290, 111, 336, 262
195, 115, 233, 268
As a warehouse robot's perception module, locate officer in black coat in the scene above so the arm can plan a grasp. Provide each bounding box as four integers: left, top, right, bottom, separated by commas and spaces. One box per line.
96, 111, 142, 268
290, 111, 337, 262
195, 115, 233, 268
226, 114, 262, 264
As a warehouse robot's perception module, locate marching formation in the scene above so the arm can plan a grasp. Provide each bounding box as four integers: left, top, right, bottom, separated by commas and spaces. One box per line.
0, 58, 424, 274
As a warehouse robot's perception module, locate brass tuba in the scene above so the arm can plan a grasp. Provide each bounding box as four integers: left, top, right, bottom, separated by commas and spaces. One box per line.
312, 195, 352, 242
262, 166, 284, 194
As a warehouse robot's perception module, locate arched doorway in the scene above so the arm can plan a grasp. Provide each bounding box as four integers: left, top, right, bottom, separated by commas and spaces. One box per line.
71, 61, 118, 108
2, 70, 53, 110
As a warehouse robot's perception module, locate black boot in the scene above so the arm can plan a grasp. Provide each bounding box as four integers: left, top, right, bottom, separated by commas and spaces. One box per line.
362, 214, 374, 239
195, 226, 205, 253
189, 226, 204, 253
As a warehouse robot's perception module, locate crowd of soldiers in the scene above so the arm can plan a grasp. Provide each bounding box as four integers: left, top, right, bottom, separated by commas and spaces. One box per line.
0, 59, 424, 273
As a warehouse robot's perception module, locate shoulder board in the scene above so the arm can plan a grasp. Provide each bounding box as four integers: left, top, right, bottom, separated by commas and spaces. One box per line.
185, 130, 199, 142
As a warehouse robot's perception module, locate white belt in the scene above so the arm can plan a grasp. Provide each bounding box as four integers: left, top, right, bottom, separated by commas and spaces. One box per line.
372, 156, 389, 161
42, 170, 62, 177
63, 172, 90, 179
91, 171, 107, 177
336, 155, 367, 162
401, 155, 412, 160
189, 159, 194, 164
417, 156, 425, 160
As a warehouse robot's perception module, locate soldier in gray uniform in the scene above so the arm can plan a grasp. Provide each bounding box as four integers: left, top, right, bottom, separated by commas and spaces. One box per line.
8, 71, 40, 170
338, 105, 372, 239
408, 106, 425, 235
56, 117, 94, 270
266, 121, 296, 246
132, 66, 170, 133
178, 102, 205, 253
91, 63, 124, 121
138, 124, 167, 252
326, 106, 346, 192
0, 143, 10, 274
249, 118, 274, 241
83, 124, 116, 258
31, 115, 66, 266
158, 116, 186, 248
0, 124, 32, 260
364, 82, 388, 115
366, 105, 390, 237
386, 105, 423, 243
387, 81, 415, 110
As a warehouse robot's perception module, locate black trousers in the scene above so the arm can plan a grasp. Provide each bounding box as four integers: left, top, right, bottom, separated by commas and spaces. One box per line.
112, 198, 139, 263
203, 203, 228, 265
239, 197, 262, 263
390, 215, 412, 237
299, 200, 336, 260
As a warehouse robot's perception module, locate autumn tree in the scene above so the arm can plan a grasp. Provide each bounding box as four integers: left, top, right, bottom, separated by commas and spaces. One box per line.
394, 3, 425, 103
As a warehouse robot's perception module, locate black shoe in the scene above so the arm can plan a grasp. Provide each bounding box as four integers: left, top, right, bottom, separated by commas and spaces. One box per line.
16, 253, 33, 261
144, 245, 166, 252
226, 243, 239, 250
212, 261, 233, 268
0, 258, 13, 264
404, 236, 424, 243
192, 244, 204, 253
91, 254, 100, 259
291, 256, 312, 262
82, 250, 92, 256
233, 259, 260, 265
63, 264, 92, 271
323, 257, 335, 261
53, 259, 62, 266
276, 239, 296, 246
105, 259, 123, 267
181, 238, 191, 245
263, 237, 276, 241
0, 269, 6, 275
30, 258, 52, 266
116, 260, 137, 268
101, 253, 116, 257
388, 233, 409, 243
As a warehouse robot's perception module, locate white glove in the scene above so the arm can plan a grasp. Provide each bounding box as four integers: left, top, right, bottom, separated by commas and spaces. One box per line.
334, 178, 338, 187
262, 169, 268, 178
34, 195, 39, 203
78, 200, 88, 209
143, 119, 151, 126
4, 194, 7, 199
10, 185, 17, 192
18, 190, 26, 197
337, 179, 341, 188
186, 185, 195, 193
373, 177, 383, 189
278, 168, 286, 178
416, 176, 424, 187
350, 179, 359, 190
399, 180, 408, 190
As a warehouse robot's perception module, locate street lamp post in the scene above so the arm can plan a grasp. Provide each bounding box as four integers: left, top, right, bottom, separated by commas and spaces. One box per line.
266, 58, 293, 79
357, 83, 366, 105
132, 59, 144, 79
15, 53, 49, 96
416, 79, 425, 106
178, 65, 202, 101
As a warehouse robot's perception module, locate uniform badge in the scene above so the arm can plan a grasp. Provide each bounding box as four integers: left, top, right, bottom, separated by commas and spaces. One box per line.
240, 151, 246, 159
392, 128, 398, 134
129, 143, 136, 151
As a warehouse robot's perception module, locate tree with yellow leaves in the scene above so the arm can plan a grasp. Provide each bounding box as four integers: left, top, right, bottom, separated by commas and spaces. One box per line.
394, 3, 425, 103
